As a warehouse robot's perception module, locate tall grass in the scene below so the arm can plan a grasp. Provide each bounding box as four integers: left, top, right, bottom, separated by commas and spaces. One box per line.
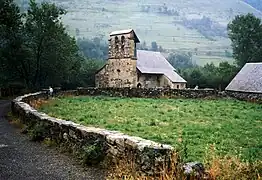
107, 146, 261, 179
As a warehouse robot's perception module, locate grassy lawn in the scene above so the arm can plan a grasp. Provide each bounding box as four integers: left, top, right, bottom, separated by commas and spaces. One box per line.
39, 96, 262, 162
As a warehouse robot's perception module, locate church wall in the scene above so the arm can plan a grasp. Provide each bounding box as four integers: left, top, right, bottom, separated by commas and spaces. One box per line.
137, 73, 161, 88
136, 73, 186, 89
157, 75, 186, 89
96, 58, 137, 88
172, 83, 186, 89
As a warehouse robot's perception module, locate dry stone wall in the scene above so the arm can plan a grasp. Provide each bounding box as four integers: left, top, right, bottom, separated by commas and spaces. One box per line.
77, 87, 220, 99
11, 92, 174, 175
77, 88, 262, 103
225, 90, 262, 103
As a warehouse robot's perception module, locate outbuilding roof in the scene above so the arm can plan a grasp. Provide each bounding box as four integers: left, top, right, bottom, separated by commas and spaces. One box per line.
225, 62, 262, 93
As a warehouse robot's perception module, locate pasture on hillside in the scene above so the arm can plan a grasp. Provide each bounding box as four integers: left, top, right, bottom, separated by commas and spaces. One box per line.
39, 96, 262, 162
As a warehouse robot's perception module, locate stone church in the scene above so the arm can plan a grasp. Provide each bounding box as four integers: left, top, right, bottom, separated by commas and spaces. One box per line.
95, 29, 187, 89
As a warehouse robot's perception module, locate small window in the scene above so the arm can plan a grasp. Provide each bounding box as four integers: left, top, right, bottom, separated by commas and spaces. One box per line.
115, 36, 119, 51
177, 85, 180, 89
117, 69, 121, 73
134, 43, 137, 57
115, 36, 119, 42
121, 36, 125, 44
121, 36, 125, 53
137, 83, 142, 88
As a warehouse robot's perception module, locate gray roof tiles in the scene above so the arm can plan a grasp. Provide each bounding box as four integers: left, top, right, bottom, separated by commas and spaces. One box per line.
225, 62, 262, 93
137, 50, 186, 83
164, 70, 187, 83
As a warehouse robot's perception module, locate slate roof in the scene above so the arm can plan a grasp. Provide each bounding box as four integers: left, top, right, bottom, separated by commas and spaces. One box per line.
110, 29, 140, 43
137, 50, 186, 83
225, 62, 262, 93
110, 29, 133, 36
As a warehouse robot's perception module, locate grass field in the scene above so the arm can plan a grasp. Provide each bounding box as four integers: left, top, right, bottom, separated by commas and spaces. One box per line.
39, 96, 262, 162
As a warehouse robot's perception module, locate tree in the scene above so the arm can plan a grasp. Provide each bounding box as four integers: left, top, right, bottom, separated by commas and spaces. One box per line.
151, 41, 158, 51
202, 63, 219, 88
75, 59, 105, 87
0, 0, 84, 90
77, 37, 108, 60
217, 61, 238, 90
168, 53, 193, 69
182, 67, 205, 88
25, 0, 86, 89
228, 13, 262, 67
0, 0, 25, 87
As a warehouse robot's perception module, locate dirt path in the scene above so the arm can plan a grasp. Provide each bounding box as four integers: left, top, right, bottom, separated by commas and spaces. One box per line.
0, 100, 105, 180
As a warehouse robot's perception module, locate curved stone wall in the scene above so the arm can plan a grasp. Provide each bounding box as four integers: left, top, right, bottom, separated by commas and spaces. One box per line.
11, 92, 174, 175
11, 88, 261, 176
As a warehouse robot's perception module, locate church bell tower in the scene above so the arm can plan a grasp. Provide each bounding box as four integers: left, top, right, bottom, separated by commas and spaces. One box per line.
108, 29, 140, 60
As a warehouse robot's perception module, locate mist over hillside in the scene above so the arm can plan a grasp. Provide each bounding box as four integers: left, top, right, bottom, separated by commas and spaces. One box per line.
16, 0, 262, 65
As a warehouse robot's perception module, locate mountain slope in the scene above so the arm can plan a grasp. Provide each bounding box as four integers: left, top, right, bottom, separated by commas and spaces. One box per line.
244, 0, 262, 11
17, 0, 262, 65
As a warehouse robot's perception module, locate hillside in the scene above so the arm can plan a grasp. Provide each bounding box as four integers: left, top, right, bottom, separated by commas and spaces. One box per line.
16, 0, 262, 65
244, 0, 262, 11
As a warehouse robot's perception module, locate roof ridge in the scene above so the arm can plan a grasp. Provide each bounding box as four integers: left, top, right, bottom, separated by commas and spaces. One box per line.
246, 62, 262, 64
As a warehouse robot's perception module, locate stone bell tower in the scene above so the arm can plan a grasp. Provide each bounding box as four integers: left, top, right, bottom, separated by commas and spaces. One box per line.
108, 29, 140, 60
95, 29, 140, 88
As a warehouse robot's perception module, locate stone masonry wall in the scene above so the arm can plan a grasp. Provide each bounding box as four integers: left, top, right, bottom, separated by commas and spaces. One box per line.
11, 92, 174, 175
77, 87, 220, 99
225, 90, 262, 103
77, 88, 262, 103
96, 58, 137, 88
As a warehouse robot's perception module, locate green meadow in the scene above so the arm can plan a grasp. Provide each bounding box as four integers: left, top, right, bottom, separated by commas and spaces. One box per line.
39, 96, 262, 162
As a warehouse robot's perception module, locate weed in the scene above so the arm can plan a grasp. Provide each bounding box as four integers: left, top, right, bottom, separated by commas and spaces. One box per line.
81, 142, 106, 165
28, 122, 49, 141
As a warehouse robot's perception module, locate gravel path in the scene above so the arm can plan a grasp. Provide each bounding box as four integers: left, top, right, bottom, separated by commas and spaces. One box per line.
0, 100, 105, 180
